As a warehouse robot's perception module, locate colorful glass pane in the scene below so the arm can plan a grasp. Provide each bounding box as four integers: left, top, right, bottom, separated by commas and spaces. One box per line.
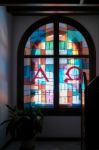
24, 58, 54, 108
59, 58, 89, 107
24, 23, 54, 55
59, 23, 89, 55
23, 21, 90, 110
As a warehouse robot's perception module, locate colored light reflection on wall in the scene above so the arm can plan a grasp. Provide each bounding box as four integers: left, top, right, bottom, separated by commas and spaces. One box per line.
0, 7, 8, 105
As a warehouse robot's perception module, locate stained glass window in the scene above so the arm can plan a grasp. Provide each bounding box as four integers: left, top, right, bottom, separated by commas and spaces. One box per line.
18, 17, 95, 114
59, 58, 89, 107
23, 22, 90, 109
24, 58, 54, 108
59, 23, 89, 108
59, 23, 89, 55
24, 23, 54, 55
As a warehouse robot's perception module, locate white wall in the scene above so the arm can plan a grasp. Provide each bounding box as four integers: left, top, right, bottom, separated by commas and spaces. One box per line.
0, 6, 12, 147
12, 15, 99, 138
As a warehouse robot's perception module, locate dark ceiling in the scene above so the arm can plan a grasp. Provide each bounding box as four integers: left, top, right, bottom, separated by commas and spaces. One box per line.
1, 0, 80, 4
1, 0, 99, 15
0, 0, 99, 4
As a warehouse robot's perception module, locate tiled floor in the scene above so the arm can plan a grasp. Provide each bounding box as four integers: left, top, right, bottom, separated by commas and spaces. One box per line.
6, 141, 81, 150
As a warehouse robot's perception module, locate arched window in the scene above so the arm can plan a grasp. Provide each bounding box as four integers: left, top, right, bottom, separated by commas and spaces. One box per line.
17, 16, 96, 115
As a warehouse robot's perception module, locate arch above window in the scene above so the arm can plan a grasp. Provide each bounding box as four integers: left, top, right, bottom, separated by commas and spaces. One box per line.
17, 16, 96, 115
